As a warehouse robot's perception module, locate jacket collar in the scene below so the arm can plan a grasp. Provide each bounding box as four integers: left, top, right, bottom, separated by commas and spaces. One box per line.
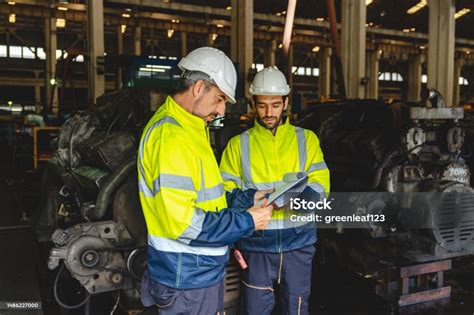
253, 116, 292, 138
164, 96, 207, 134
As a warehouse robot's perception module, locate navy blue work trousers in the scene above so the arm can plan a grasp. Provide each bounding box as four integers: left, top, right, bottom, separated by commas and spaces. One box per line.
140, 269, 224, 314
240, 245, 316, 315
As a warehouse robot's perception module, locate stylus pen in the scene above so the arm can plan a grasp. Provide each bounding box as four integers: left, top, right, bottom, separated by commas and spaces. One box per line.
262, 193, 270, 207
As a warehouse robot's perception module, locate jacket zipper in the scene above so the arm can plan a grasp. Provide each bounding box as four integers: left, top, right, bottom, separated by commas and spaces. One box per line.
272, 136, 283, 253
277, 252, 283, 284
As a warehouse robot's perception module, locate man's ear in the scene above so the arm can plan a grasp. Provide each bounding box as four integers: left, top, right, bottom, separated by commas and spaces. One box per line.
283, 97, 289, 111
192, 80, 204, 97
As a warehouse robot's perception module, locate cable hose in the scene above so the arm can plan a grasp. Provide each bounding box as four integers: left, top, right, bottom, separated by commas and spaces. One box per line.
53, 263, 91, 310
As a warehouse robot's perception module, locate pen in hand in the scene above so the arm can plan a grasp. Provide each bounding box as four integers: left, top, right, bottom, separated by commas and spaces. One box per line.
262, 193, 270, 207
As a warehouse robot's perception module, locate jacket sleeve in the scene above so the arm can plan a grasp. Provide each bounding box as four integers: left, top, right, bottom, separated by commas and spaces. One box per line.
226, 188, 256, 211
140, 126, 254, 248
304, 130, 330, 199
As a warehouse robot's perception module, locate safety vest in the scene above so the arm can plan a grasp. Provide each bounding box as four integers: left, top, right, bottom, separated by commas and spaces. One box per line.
138, 96, 254, 289
220, 118, 330, 252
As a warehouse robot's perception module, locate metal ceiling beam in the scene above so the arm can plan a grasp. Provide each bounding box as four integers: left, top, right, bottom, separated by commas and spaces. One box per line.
105, 0, 474, 47
1, 1, 473, 58
87, 0, 105, 104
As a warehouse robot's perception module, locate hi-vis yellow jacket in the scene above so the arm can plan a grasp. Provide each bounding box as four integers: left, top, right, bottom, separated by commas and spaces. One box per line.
138, 96, 255, 289
220, 118, 330, 252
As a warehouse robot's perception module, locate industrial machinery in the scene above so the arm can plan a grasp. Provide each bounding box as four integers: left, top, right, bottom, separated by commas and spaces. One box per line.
299, 89, 474, 305
34, 89, 160, 309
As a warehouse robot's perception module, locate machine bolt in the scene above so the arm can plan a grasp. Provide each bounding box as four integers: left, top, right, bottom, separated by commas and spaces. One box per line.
81, 250, 100, 268
111, 273, 123, 284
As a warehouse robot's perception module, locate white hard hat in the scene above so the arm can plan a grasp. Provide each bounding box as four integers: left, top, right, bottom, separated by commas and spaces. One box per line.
249, 66, 290, 96
178, 47, 237, 104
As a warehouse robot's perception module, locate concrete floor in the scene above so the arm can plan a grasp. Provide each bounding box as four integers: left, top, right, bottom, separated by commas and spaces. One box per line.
0, 164, 44, 315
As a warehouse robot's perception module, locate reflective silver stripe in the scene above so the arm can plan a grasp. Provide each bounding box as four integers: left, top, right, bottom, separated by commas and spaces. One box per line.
308, 182, 326, 199
307, 161, 328, 172
138, 116, 180, 193
243, 181, 284, 190
220, 171, 242, 188
139, 177, 154, 197
295, 127, 307, 172
154, 173, 195, 193
266, 218, 283, 230
265, 217, 311, 230
177, 207, 206, 243
141, 174, 195, 197
197, 183, 224, 203
148, 235, 228, 256
240, 131, 252, 183
196, 160, 224, 202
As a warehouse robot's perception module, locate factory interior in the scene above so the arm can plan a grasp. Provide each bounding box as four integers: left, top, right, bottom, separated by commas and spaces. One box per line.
1, 0, 474, 314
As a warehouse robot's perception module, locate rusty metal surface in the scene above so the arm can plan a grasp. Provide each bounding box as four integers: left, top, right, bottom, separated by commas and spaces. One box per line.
409, 107, 464, 120
400, 260, 452, 278
398, 286, 451, 307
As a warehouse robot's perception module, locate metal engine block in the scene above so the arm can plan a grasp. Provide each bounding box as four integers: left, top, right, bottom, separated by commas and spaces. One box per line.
299, 89, 474, 265
48, 221, 141, 294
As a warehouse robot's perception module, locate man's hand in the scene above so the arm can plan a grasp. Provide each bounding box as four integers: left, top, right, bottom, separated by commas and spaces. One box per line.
254, 189, 275, 206
248, 204, 274, 230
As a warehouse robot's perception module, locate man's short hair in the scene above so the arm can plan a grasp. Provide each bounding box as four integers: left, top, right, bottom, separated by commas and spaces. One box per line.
175, 70, 216, 94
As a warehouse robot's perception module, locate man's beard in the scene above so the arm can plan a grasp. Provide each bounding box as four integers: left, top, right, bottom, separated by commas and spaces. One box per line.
193, 95, 220, 122
257, 113, 283, 130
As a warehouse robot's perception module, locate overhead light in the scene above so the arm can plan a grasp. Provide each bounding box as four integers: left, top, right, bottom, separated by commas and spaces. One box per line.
366, 0, 373, 5
122, 13, 131, 18
50, 79, 57, 85
125, 8, 132, 11
378, 49, 383, 56
216, 24, 224, 28
466, 50, 471, 55
407, 0, 427, 15
7, 101, 13, 106
212, 33, 218, 41
226, 6, 232, 10
278, 43, 283, 49
167, 29, 175, 38
8, 1, 15, 5
419, 45, 426, 50
56, 18, 66, 28
402, 28, 410, 33
312, 45, 320, 52
58, 6, 68, 11
282, 10, 286, 15
121, 24, 127, 33
316, 17, 324, 22
146, 64, 172, 69
276, 12, 282, 16
171, 19, 180, 23
410, 27, 416, 32
454, 8, 470, 19
8, 14, 15, 23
